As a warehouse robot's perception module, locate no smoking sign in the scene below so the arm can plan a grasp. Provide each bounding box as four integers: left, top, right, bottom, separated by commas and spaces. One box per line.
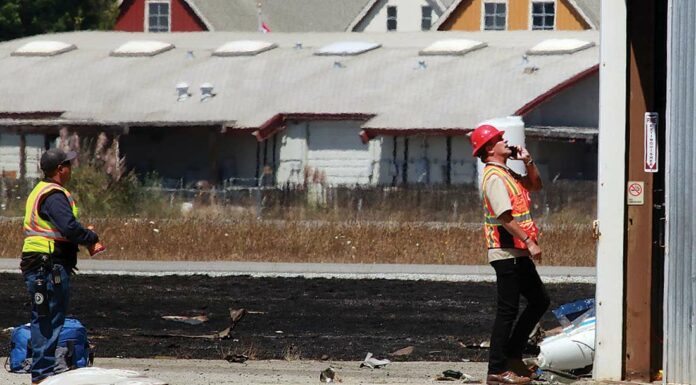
627, 181, 645, 205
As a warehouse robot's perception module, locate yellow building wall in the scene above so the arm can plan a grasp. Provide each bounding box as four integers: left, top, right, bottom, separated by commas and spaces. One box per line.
440, 0, 480, 31
556, 0, 590, 30
508, 0, 530, 30
441, 0, 590, 31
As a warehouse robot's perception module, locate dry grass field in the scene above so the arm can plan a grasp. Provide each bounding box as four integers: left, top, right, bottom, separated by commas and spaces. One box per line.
0, 214, 596, 266
0, 174, 597, 266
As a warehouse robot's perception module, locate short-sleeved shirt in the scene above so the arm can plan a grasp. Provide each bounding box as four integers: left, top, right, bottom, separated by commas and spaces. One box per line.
482, 163, 530, 262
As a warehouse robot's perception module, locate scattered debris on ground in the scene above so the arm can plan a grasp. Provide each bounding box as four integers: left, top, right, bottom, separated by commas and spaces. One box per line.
39, 367, 167, 385
161, 315, 208, 325
389, 346, 414, 357
435, 370, 480, 382
224, 354, 249, 363
319, 367, 342, 383
531, 298, 596, 383
359, 352, 390, 369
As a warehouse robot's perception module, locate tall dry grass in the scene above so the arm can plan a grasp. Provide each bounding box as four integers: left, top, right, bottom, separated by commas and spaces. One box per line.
0, 214, 596, 266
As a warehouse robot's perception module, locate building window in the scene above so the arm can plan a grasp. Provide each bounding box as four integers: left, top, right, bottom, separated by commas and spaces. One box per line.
421, 5, 433, 31
147, 0, 170, 32
387, 6, 397, 31
483, 1, 506, 30
531, 0, 555, 30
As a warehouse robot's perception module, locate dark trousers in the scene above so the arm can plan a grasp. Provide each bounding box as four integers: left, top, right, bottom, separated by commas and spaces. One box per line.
488, 257, 550, 374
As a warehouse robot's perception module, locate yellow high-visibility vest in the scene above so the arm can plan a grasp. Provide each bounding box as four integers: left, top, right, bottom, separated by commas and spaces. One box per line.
22, 181, 79, 254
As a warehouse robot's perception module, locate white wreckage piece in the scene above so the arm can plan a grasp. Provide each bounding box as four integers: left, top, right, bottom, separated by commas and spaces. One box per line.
360, 352, 391, 369
40, 367, 168, 385
537, 316, 595, 371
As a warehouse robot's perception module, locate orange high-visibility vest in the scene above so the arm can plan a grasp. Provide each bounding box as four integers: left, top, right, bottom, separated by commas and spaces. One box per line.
481, 164, 539, 250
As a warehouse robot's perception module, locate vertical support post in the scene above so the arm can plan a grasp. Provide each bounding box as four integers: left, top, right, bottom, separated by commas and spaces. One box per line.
594, 0, 627, 381
624, 1, 667, 381
208, 128, 220, 185
446, 136, 452, 186
402, 137, 409, 185
392, 136, 398, 187
255, 140, 261, 182
19, 133, 26, 181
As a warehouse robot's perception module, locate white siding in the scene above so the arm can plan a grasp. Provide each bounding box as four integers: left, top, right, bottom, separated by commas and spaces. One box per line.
0, 133, 44, 179
276, 122, 309, 186
451, 136, 477, 184
357, 0, 444, 32
306, 121, 373, 185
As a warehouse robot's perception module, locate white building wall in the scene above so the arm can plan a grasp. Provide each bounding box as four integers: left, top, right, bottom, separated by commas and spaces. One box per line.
0, 133, 44, 179
276, 120, 376, 186
306, 120, 374, 185
451, 136, 477, 184
372, 135, 477, 185
358, 0, 444, 32
276, 122, 308, 186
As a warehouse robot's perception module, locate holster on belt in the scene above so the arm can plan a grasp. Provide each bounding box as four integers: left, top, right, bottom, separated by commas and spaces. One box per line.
20, 253, 53, 274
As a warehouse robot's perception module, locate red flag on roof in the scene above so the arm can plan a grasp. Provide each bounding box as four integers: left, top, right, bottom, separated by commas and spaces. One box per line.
260, 22, 271, 33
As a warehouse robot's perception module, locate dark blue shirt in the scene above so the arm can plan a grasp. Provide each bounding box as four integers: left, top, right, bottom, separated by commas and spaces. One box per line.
39, 191, 99, 246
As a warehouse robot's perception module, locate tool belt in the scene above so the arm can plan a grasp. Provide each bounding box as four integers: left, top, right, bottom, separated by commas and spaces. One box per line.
19, 253, 53, 274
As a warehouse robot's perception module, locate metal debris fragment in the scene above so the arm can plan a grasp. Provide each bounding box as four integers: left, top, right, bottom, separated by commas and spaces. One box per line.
359, 352, 390, 369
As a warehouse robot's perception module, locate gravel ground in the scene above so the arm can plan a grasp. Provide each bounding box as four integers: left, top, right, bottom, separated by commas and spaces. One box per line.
0, 358, 489, 385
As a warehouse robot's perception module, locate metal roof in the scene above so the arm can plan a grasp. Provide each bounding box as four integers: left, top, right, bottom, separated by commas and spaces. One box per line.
0, 30, 599, 132
184, 0, 371, 32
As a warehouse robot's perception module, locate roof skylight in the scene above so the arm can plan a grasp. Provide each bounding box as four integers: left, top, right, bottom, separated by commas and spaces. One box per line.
12, 41, 76, 57
315, 41, 381, 56
419, 39, 487, 56
110, 41, 174, 57
212, 40, 277, 57
527, 39, 595, 55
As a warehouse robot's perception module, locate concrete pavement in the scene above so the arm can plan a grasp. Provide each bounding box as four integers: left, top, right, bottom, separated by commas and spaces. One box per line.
0, 258, 595, 283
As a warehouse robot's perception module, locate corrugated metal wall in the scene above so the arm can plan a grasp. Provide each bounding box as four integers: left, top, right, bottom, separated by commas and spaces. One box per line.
665, 1, 696, 383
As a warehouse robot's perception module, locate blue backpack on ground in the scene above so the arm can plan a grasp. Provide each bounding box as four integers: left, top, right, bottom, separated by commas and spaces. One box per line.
5, 318, 93, 373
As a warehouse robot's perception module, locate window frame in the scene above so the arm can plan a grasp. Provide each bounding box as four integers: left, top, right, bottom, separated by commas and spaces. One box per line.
481, 0, 508, 31
145, 0, 171, 33
421, 5, 433, 31
530, 0, 556, 30
386, 5, 397, 31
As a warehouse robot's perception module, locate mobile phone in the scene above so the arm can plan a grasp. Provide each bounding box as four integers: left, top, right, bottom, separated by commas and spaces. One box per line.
509, 146, 518, 158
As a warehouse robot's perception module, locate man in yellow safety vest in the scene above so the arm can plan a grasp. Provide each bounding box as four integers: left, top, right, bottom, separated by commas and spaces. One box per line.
470, 124, 550, 385
20, 149, 101, 384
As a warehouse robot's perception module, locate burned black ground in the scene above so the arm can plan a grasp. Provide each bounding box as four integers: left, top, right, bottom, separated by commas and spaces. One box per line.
0, 273, 593, 362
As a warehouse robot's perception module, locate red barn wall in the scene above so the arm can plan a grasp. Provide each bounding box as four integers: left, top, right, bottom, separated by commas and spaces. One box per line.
115, 0, 207, 32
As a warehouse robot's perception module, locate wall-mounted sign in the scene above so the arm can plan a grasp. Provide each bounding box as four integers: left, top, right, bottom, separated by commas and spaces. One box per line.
645, 112, 658, 172
627, 181, 645, 205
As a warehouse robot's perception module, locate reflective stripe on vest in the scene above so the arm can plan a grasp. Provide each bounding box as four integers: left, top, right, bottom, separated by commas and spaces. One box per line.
481, 164, 539, 250
22, 181, 79, 253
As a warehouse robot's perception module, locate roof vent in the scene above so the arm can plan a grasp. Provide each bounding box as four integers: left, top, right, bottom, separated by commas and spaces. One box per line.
12, 41, 77, 57
527, 39, 595, 55
176, 82, 190, 102
111, 41, 174, 57
315, 41, 381, 56
200, 83, 215, 102
213, 40, 277, 57
419, 39, 487, 56
294, 42, 303, 50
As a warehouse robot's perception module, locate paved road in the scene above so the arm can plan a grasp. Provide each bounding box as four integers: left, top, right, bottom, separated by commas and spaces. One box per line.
0, 258, 595, 283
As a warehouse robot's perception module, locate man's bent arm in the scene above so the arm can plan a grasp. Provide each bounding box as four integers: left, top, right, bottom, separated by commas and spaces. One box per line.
498, 211, 542, 261
41, 192, 99, 245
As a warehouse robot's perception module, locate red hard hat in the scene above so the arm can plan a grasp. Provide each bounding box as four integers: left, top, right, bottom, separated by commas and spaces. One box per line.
470, 124, 505, 156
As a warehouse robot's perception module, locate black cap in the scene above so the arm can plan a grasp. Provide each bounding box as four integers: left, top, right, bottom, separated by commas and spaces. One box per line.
40, 149, 77, 173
